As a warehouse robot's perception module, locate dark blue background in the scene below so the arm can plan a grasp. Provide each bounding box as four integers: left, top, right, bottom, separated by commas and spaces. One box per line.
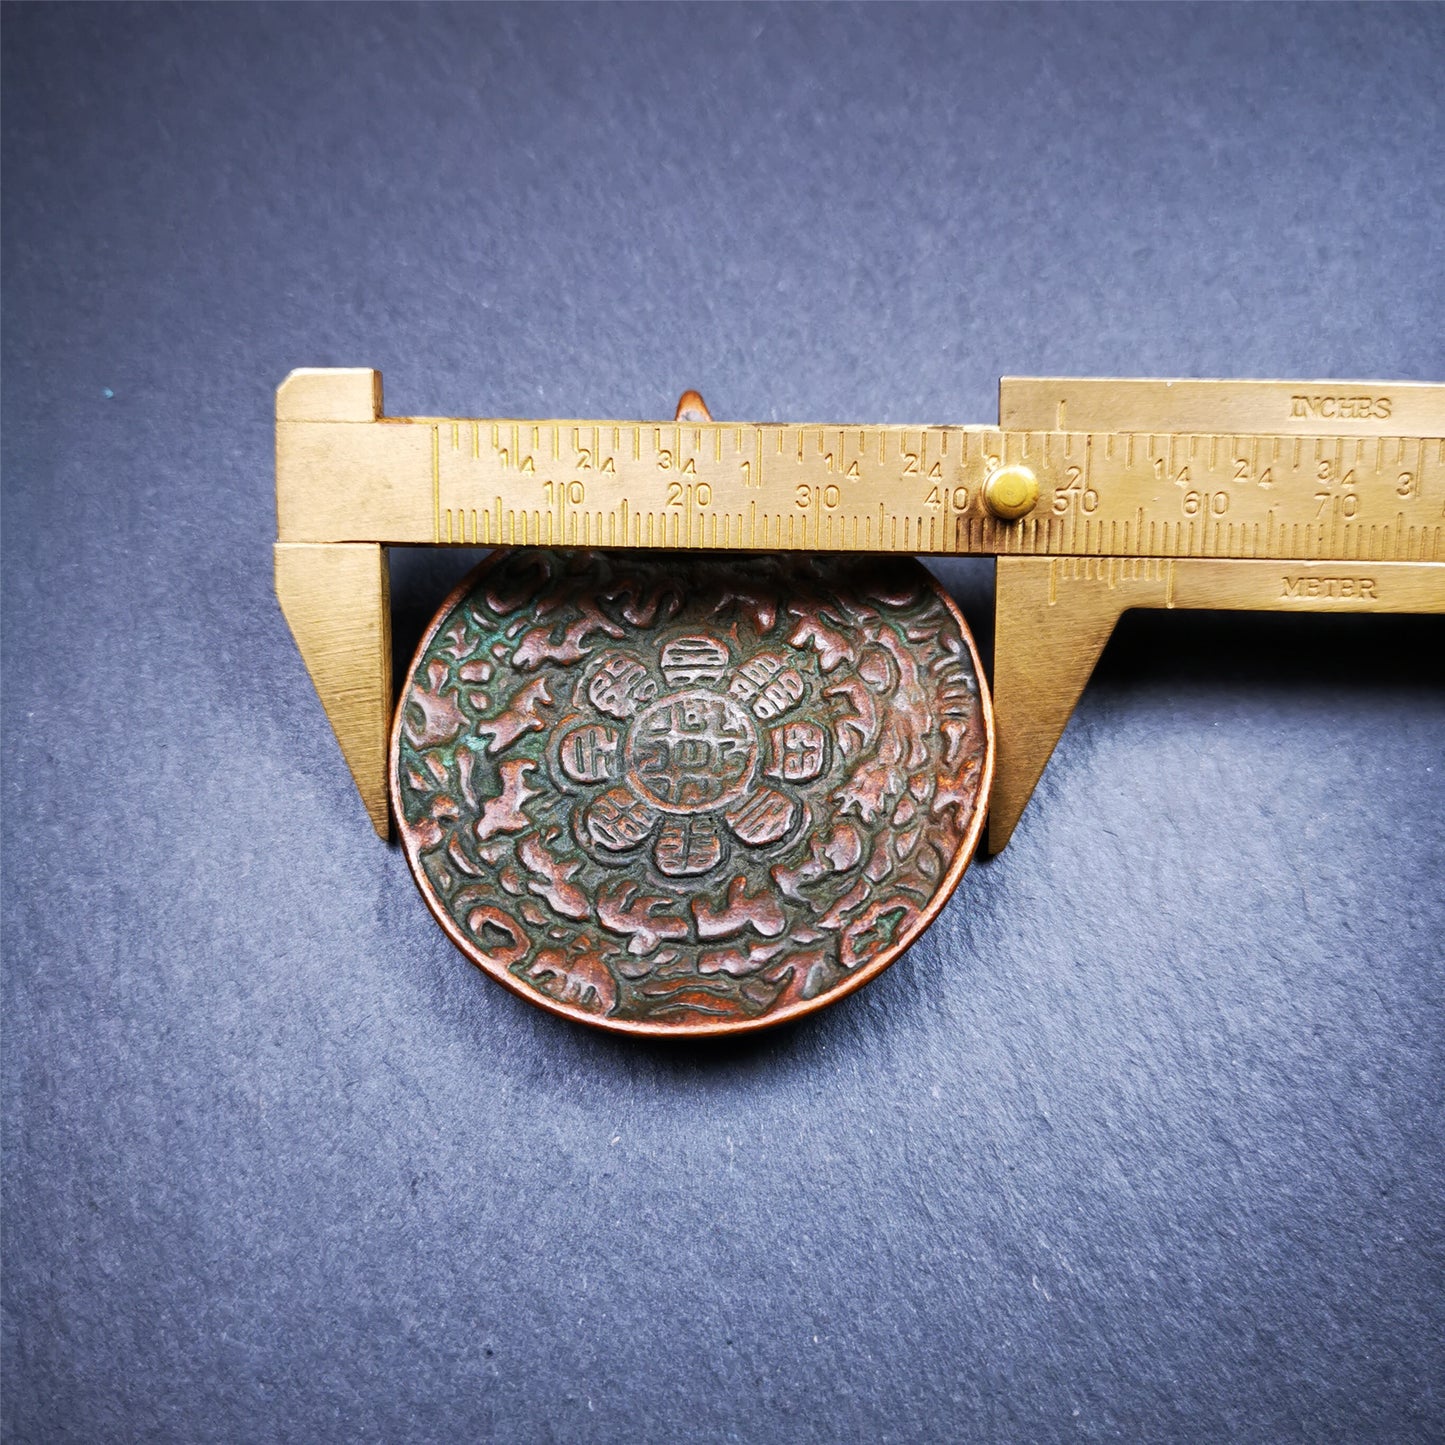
3, 4, 1442, 1440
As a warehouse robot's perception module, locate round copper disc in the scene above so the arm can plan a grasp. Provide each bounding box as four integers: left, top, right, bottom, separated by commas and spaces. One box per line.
390, 549, 993, 1036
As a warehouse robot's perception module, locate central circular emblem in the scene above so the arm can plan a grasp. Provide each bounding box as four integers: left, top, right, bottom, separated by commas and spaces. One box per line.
624, 691, 758, 814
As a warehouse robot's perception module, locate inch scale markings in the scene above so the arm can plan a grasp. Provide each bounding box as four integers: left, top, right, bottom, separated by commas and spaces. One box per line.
420, 420, 1445, 563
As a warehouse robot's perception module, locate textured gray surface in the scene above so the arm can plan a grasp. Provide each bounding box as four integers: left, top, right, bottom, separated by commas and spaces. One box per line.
3, 3, 1443, 1441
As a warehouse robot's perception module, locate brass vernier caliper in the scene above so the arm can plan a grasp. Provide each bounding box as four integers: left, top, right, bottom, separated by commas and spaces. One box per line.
275, 370, 1444, 854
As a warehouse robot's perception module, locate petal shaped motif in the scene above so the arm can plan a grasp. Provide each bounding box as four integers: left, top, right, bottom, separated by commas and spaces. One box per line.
660, 635, 730, 686
557, 722, 621, 784
584, 786, 659, 852
586, 653, 657, 719
653, 815, 725, 877
727, 652, 783, 703
751, 669, 805, 720
724, 786, 799, 846
765, 721, 828, 782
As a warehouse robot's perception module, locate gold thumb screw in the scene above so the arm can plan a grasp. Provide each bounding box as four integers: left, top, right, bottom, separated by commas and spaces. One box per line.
983, 464, 1040, 521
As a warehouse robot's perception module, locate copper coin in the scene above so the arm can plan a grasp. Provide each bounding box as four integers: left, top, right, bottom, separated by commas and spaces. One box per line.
390, 549, 993, 1036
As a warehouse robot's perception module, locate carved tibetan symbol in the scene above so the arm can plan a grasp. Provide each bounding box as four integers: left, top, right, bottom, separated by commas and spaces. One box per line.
391, 549, 993, 1035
